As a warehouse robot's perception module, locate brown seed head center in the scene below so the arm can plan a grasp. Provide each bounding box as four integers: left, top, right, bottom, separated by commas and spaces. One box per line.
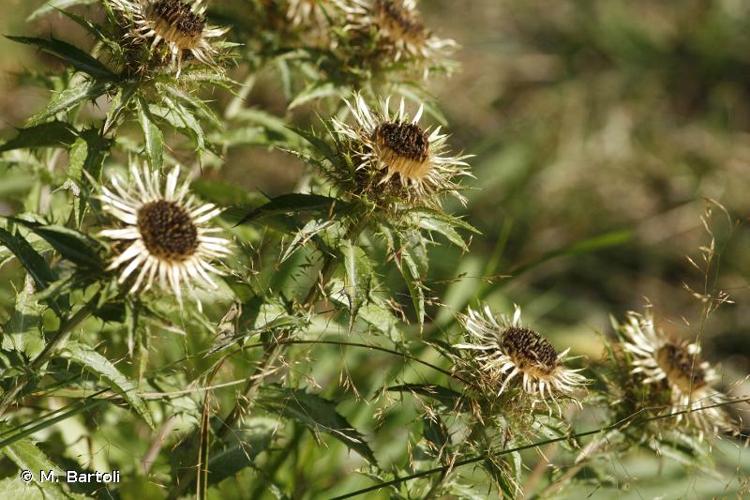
137, 200, 198, 261
501, 327, 559, 377
149, 0, 205, 47
374, 121, 431, 179
374, 0, 427, 41
656, 343, 706, 393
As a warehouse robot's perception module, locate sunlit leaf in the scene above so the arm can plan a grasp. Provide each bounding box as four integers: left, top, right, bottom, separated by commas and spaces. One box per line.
30, 81, 109, 124
59, 341, 155, 428
340, 240, 374, 325
137, 97, 164, 170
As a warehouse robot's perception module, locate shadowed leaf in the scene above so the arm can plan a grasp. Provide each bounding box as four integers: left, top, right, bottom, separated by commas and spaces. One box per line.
236, 193, 344, 226
0, 121, 77, 153
6, 35, 115, 80
9, 218, 104, 270
258, 384, 377, 465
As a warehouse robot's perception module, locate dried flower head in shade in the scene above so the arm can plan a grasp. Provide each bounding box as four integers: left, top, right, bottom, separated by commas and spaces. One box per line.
109, 0, 228, 74
455, 305, 587, 413
99, 162, 231, 306
335, 0, 455, 64
617, 310, 734, 438
332, 93, 470, 208
287, 0, 326, 27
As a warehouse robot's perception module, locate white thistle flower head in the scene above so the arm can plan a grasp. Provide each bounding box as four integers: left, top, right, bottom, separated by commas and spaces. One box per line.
618, 310, 734, 438
335, 0, 455, 64
332, 93, 470, 208
98, 162, 231, 306
455, 304, 588, 413
109, 0, 228, 75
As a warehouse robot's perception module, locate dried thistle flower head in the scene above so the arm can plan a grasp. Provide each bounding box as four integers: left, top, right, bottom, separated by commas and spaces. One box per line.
287, 0, 327, 27
332, 93, 470, 208
109, 0, 228, 75
99, 162, 231, 306
455, 305, 587, 413
336, 0, 455, 65
617, 309, 735, 438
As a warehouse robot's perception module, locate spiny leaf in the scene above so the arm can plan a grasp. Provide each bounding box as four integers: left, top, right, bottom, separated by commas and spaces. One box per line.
206, 417, 279, 486
340, 240, 374, 326
6, 36, 116, 80
9, 218, 104, 270
236, 193, 343, 226
288, 126, 342, 168
3, 277, 45, 359
30, 81, 109, 124
0, 121, 77, 153
0, 227, 57, 291
160, 96, 205, 152
59, 341, 155, 428
0, 476, 64, 500
408, 208, 480, 250
258, 384, 377, 465
0, 430, 73, 500
398, 245, 426, 326
137, 97, 164, 170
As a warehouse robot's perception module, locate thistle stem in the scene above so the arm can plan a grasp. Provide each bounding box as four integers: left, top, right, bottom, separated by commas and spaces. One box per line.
216, 216, 367, 437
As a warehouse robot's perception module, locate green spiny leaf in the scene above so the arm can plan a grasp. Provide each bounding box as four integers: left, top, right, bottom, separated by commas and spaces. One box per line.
59, 341, 155, 428
137, 97, 164, 170
0, 121, 77, 153
0, 226, 57, 291
236, 193, 344, 226
6, 36, 115, 80
258, 384, 377, 465
340, 240, 374, 327
30, 81, 109, 124
9, 218, 104, 270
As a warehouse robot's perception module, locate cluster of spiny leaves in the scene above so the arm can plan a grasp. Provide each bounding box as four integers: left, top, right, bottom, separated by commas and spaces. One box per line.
0, 1, 745, 499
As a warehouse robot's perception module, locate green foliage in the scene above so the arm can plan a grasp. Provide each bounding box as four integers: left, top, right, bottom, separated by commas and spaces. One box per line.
0, 1, 747, 499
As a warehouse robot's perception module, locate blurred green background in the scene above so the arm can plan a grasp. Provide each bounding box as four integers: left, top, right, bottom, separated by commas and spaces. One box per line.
1, 0, 750, 497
